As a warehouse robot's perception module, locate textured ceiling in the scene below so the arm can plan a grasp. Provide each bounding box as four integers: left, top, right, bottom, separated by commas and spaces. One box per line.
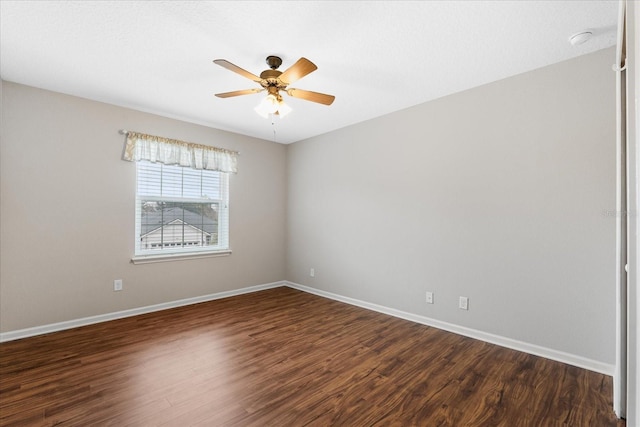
0, 1, 618, 144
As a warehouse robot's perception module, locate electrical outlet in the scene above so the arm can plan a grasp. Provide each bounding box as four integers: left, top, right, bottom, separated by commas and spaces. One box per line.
310, 268, 315, 278
426, 291, 434, 304
114, 279, 123, 291
459, 296, 469, 310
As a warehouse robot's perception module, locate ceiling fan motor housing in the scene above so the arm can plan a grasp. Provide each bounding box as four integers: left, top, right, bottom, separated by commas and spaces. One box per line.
260, 56, 286, 89
260, 69, 282, 80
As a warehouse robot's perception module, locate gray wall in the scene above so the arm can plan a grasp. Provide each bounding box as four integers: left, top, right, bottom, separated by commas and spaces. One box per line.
0, 81, 287, 332
286, 47, 617, 364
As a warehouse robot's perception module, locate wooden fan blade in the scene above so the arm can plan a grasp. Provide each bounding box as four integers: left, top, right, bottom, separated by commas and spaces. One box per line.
287, 88, 335, 105
213, 59, 262, 82
215, 88, 264, 98
278, 58, 317, 85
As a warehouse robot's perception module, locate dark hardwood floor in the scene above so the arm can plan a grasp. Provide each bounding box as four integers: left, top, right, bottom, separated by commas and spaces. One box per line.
0, 287, 624, 426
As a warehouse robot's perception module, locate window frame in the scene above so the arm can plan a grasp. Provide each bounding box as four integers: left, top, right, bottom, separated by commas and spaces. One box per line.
131, 161, 231, 264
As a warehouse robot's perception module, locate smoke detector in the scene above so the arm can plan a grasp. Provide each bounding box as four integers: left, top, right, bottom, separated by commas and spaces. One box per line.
569, 31, 593, 46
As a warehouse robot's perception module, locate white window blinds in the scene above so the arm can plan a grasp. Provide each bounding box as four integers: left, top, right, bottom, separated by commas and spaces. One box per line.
135, 161, 229, 256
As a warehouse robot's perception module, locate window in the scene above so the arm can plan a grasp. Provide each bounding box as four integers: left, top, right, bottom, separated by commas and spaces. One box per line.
122, 129, 237, 262
134, 160, 229, 259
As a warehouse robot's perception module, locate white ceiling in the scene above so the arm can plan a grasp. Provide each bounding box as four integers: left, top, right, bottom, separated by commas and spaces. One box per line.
0, 1, 618, 144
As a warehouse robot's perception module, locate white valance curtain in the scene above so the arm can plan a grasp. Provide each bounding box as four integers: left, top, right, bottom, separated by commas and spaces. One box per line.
122, 130, 238, 173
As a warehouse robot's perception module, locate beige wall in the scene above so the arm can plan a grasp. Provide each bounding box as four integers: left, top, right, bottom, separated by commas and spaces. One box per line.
0, 48, 618, 368
0, 81, 287, 332
286, 47, 617, 364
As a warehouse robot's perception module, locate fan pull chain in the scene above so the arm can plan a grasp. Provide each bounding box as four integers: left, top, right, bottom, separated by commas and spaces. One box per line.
271, 114, 277, 142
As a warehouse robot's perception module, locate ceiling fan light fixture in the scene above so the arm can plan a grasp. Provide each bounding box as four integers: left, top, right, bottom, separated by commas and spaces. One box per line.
277, 100, 292, 118
254, 94, 292, 118
255, 94, 279, 117
264, 94, 279, 113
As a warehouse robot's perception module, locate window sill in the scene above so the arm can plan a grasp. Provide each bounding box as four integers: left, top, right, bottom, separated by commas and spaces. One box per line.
131, 249, 232, 265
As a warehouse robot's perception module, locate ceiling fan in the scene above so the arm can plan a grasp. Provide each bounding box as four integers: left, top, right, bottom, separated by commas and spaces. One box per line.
213, 56, 335, 118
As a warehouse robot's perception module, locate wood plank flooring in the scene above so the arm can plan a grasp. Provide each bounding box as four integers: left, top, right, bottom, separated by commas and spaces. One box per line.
0, 287, 624, 426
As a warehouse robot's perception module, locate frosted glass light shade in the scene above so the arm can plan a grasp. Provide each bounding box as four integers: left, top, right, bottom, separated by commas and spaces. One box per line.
278, 101, 292, 118
255, 94, 280, 118
255, 94, 292, 118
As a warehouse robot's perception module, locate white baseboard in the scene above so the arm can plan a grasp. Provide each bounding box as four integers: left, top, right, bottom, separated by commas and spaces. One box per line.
0, 279, 616, 377
0, 281, 285, 343
284, 281, 615, 377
